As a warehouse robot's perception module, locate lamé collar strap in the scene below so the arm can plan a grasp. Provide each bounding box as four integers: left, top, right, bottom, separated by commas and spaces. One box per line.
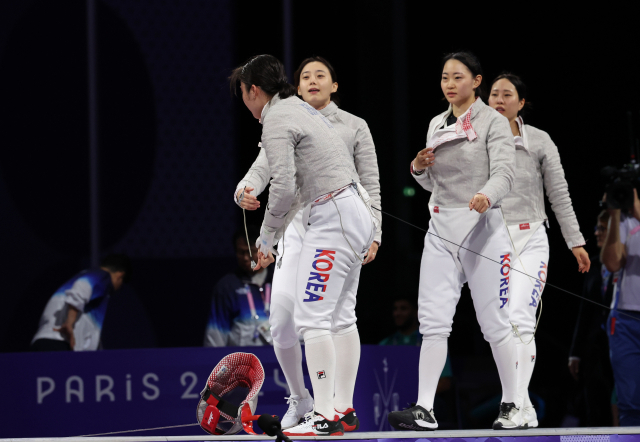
454, 97, 479, 142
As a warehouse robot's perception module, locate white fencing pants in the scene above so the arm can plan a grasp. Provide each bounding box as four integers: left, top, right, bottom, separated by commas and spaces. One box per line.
508, 225, 549, 338
295, 186, 374, 419
418, 208, 515, 342
270, 215, 305, 350
417, 208, 517, 409
294, 187, 374, 336
508, 225, 549, 409
269, 214, 308, 398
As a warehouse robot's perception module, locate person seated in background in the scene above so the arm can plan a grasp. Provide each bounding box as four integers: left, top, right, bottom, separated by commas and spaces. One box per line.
601, 188, 640, 426
379, 296, 452, 393
31, 254, 132, 351
379, 296, 421, 346
568, 210, 615, 426
204, 226, 273, 347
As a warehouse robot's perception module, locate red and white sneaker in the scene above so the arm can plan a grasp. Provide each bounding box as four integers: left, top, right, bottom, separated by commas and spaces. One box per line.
283, 411, 344, 436
336, 408, 359, 432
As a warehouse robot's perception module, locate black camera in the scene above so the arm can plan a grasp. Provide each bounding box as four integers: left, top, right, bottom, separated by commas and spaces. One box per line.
601, 164, 640, 210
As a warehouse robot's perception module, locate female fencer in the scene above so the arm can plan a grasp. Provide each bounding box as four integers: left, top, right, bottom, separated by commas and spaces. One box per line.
235, 55, 381, 432
229, 54, 376, 436
387, 52, 521, 431
488, 72, 590, 428
234, 55, 381, 431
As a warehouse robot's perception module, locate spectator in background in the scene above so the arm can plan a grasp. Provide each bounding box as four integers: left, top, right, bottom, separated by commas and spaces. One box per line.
379, 297, 452, 394
31, 254, 132, 351
204, 226, 273, 347
379, 297, 421, 346
568, 210, 615, 426
601, 188, 640, 426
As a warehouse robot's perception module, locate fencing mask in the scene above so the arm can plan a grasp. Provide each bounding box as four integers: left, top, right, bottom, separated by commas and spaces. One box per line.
196, 352, 265, 435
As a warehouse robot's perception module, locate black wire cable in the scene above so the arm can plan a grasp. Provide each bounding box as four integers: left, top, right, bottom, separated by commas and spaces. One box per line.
371, 206, 640, 322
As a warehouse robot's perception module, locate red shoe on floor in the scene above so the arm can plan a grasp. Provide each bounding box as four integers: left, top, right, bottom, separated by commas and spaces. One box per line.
336, 408, 360, 432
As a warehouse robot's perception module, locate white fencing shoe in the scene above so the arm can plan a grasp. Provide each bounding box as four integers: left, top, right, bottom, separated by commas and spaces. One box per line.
283, 411, 344, 436
492, 402, 524, 430
280, 390, 314, 429
522, 406, 538, 428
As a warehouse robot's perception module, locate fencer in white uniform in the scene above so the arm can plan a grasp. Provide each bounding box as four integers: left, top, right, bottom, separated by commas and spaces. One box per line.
234, 56, 381, 431
387, 52, 521, 431
489, 73, 590, 428
230, 54, 375, 437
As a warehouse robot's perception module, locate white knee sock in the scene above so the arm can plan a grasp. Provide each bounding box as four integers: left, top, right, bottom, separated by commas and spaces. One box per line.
274, 341, 309, 399
303, 329, 336, 420
416, 336, 448, 411
332, 324, 360, 411
515, 335, 536, 409
490, 334, 518, 404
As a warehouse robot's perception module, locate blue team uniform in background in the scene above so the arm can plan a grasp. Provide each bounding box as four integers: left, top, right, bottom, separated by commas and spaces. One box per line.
32, 269, 113, 350
204, 268, 273, 347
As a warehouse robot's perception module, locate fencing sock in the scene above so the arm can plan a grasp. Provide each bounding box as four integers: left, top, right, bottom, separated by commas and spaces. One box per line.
416, 336, 448, 411
332, 324, 360, 411
303, 329, 337, 420
490, 334, 518, 404
274, 341, 309, 399
515, 335, 536, 409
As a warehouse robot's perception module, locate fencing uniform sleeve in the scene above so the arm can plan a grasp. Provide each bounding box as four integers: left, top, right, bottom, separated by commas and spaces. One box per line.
260, 107, 300, 234
412, 116, 441, 193
64, 278, 93, 312
203, 279, 235, 347
539, 133, 586, 249
412, 166, 435, 192
353, 122, 382, 244
235, 146, 271, 206
476, 115, 516, 208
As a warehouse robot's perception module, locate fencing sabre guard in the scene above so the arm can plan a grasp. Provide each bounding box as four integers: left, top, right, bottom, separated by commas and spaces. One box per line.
196, 352, 265, 435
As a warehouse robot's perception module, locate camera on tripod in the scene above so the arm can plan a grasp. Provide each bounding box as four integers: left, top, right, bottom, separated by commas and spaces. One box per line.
601, 163, 640, 210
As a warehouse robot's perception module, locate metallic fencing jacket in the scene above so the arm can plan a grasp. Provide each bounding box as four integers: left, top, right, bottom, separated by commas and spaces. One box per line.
501, 118, 586, 249
413, 98, 516, 209
236, 101, 382, 244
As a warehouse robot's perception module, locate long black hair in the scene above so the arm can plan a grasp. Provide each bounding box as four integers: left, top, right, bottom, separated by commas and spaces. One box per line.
491, 72, 532, 117
293, 56, 340, 107
441, 51, 487, 101
229, 54, 297, 99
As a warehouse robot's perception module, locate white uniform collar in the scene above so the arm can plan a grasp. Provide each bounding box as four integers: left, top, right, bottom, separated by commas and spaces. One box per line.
514, 116, 527, 149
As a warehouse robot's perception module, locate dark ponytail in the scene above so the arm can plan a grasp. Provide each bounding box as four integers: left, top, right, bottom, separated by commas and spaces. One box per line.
490, 72, 533, 117
229, 54, 297, 99
442, 51, 487, 101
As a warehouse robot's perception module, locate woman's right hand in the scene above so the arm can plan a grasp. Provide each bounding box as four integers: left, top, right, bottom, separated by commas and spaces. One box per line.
413, 148, 435, 171
236, 187, 260, 210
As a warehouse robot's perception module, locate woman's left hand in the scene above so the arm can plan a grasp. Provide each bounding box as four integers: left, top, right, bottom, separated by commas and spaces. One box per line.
363, 242, 379, 265
254, 250, 275, 271
572, 247, 591, 273
469, 194, 489, 213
